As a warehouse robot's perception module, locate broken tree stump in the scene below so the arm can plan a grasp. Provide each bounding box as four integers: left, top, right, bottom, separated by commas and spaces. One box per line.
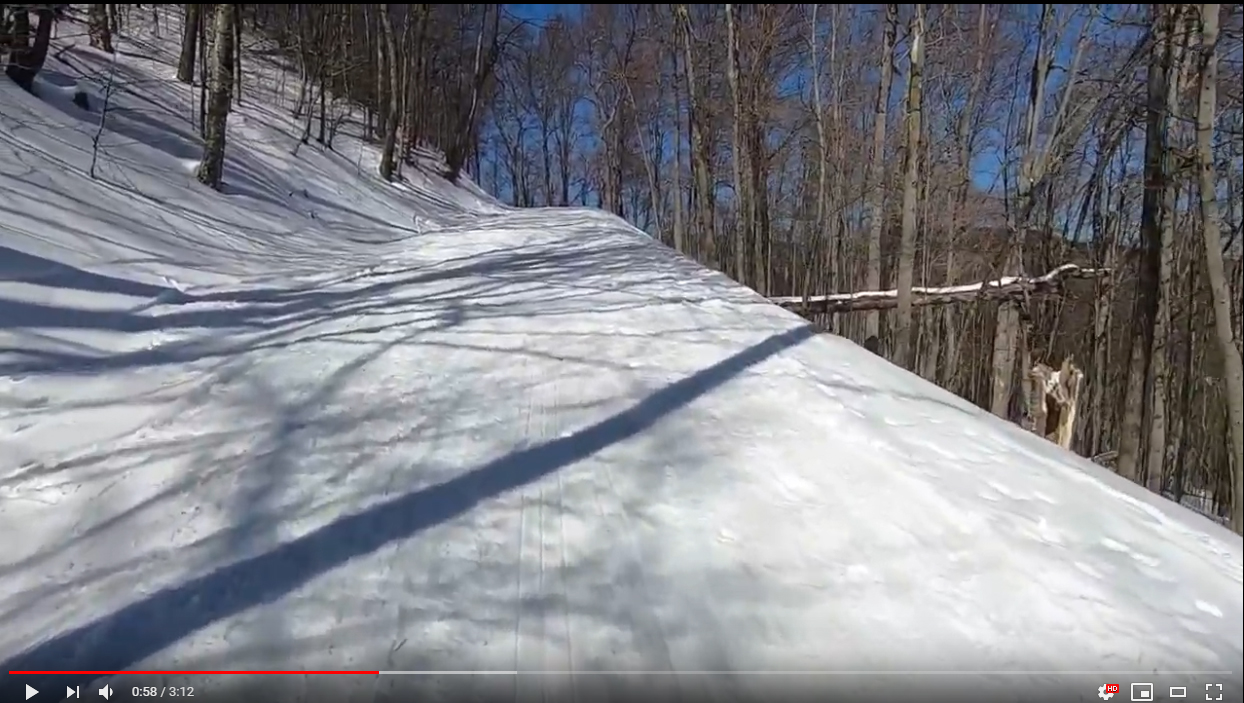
1023, 358, 1084, 450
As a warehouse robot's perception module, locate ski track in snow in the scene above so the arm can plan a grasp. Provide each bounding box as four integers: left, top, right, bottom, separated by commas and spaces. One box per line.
1, 8, 1241, 703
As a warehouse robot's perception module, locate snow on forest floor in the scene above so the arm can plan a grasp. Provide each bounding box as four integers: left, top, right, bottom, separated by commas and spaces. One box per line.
1, 9, 1241, 703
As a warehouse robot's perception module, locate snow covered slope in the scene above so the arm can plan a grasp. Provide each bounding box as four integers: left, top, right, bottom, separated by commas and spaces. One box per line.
2, 13, 1241, 703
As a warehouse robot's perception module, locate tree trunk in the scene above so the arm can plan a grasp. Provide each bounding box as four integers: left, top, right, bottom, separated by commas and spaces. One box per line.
1118, 4, 1174, 483
1172, 245, 1197, 504
942, 5, 991, 391
894, 4, 924, 371
1193, 3, 1244, 533
808, 4, 828, 307
195, 3, 236, 190
1090, 186, 1121, 458
176, 4, 201, 84
445, 4, 500, 182
88, 3, 113, 53
749, 118, 771, 296
991, 4, 1054, 420
196, 5, 206, 133
378, 3, 400, 181
864, 4, 896, 344
825, 5, 847, 332
623, 77, 662, 238
1146, 17, 1192, 493
373, 4, 388, 144
231, 3, 242, 104
5, 7, 54, 91
5, 8, 32, 61
725, 4, 747, 286
668, 41, 685, 254
675, 3, 715, 268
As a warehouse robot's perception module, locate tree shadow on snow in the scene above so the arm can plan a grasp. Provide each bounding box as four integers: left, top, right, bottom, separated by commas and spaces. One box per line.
0, 238, 751, 376
0, 323, 815, 696
0, 244, 179, 300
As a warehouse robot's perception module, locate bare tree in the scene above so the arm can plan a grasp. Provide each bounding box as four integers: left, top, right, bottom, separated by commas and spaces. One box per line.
940, 5, 993, 392
196, 3, 236, 190
177, 4, 202, 84
674, 3, 715, 267
88, 3, 113, 53
894, 4, 925, 370
1117, 5, 1179, 483
1145, 8, 1195, 493
725, 3, 747, 286
444, 4, 504, 182
1193, 2, 1244, 531
864, 4, 897, 346
377, 3, 400, 180
5, 6, 55, 91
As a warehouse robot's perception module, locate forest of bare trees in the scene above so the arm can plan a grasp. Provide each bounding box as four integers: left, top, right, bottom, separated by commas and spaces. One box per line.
3, 4, 1242, 533
480, 3, 1244, 533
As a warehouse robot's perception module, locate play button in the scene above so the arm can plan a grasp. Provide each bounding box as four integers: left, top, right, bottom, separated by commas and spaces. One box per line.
25, 685, 38, 700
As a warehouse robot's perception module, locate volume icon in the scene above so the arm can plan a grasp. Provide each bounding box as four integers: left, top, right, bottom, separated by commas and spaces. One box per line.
98, 686, 112, 700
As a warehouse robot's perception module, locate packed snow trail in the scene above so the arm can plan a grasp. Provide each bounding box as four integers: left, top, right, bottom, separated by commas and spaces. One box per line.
3, 208, 1242, 702
2, 12, 1242, 703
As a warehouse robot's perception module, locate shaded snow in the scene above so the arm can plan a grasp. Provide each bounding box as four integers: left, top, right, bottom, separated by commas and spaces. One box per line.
1, 10, 1240, 703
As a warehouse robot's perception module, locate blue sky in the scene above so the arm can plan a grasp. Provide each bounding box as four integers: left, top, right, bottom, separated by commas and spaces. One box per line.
506, 4, 576, 24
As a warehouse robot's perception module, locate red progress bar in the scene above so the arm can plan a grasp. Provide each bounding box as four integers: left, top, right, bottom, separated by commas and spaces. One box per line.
10, 666, 378, 671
